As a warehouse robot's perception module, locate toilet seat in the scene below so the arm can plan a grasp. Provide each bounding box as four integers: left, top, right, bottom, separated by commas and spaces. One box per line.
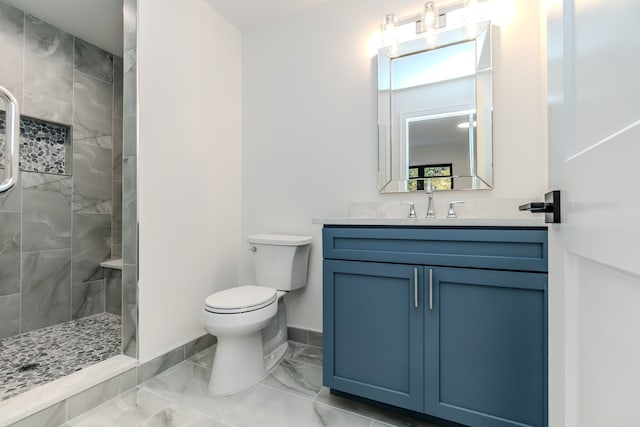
205, 285, 277, 314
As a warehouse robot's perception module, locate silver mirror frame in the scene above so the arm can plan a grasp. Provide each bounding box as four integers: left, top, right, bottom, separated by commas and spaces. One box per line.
378, 21, 493, 193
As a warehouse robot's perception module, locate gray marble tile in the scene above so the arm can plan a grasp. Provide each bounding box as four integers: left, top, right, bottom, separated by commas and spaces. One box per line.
314, 387, 439, 427
105, 269, 122, 316
73, 72, 113, 145
72, 280, 105, 319
0, 212, 20, 296
184, 335, 217, 359
0, 173, 21, 211
123, 0, 137, 52
138, 404, 228, 427
113, 118, 123, 180
0, 38, 23, 107
7, 401, 66, 427
74, 38, 114, 83
261, 358, 323, 398
309, 331, 323, 348
139, 361, 255, 422
112, 181, 122, 247
288, 326, 308, 344
294, 345, 323, 367
122, 48, 136, 158
137, 346, 185, 384
111, 244, 122, 260
21, 172, 72, 252
67, 368, 137, 420
122, 156, 136, 266
23, 90, 73, 125
24, 15, 73, 103
21, 249, 72, 332
0, 293, 20, 339
72, 213, 111, 284
186, 345, 216, 369
122, 264, 137, 358
73, 142, 113, 213
227, 385, 372, 427
66, 388, 173, 426
284, 340, 307, 360
113, 56, 123, 120
0, 2, 24, 46
0, 2, 24, 103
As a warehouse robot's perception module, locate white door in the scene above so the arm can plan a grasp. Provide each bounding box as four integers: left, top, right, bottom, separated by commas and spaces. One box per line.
547, 1, 640, 426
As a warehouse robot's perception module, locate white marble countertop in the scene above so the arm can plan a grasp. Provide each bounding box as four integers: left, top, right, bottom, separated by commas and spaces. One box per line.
312, 217, 547, 227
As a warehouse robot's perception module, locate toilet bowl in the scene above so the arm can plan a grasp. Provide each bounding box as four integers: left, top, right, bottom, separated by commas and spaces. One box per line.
201, 234, 311, 396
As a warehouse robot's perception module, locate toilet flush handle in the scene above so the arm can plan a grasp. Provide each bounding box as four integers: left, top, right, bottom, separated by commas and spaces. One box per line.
248, 246, 257, 252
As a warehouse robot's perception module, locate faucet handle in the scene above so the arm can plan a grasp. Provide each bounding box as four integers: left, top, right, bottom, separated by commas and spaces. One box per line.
401, 202, 417, 218
447, 201, 465, 218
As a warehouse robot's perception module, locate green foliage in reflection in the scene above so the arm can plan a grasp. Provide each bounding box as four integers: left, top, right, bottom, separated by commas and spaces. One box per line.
408, 164, 453, 190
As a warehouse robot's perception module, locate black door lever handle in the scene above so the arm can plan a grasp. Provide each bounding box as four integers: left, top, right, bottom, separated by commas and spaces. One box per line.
518, 202, 553, 213
518, 190, 561, 223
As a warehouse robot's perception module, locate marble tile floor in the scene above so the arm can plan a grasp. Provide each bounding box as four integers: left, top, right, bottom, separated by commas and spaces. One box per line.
64, 342, 443, 427
0, 313, 121, 402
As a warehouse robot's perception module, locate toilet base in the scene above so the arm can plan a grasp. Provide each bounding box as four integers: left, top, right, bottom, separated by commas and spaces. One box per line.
207, 335, 288, 396
205, 296, 290, 396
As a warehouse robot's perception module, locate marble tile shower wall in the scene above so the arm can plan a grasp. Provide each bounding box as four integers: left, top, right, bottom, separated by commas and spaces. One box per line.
121, 0, 138, 359
0, 2, 124, 340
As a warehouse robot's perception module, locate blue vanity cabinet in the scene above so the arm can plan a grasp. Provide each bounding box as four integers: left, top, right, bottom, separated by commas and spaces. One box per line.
323, 259, 425, 412
322, 226, 548, 427
425, 267, 547, 427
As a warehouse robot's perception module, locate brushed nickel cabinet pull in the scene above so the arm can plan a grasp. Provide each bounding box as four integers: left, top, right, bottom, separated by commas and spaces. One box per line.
429, 268, 433, 310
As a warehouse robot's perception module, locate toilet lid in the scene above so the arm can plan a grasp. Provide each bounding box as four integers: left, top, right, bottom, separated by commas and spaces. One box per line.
204, 286, 277, 314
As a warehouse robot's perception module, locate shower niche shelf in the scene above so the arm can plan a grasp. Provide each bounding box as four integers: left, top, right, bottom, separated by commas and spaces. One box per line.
0, 112, 72, 175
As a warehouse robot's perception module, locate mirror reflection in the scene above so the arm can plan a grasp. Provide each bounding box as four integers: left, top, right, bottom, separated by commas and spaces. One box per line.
378, 22, 493, 193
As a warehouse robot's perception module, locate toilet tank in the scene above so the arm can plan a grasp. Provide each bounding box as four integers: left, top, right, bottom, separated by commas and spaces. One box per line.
247, 234, 312, 291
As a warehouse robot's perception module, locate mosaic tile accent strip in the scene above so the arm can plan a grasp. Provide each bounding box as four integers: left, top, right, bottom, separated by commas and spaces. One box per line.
0, 112, 71, 175
0, 313, 121, 402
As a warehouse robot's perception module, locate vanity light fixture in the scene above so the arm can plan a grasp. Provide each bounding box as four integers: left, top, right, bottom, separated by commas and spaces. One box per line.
381, 13, 399, 53
379, 0, 490, 49
463, 0, 486, 36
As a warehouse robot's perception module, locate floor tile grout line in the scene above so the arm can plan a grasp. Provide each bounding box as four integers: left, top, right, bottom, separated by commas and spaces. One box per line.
135, 385, 229, 425
146, 393, 230, 427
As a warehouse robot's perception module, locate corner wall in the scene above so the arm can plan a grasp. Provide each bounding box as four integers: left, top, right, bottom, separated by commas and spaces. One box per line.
137, 0, 242, 362
241, 0, 546, 331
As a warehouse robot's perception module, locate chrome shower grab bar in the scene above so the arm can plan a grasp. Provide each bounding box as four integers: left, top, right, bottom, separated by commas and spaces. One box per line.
0, 85, 20, 193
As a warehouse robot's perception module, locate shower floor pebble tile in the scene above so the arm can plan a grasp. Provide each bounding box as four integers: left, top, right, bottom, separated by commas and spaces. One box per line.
65, 342, 445, 427
0, 313, 121, 402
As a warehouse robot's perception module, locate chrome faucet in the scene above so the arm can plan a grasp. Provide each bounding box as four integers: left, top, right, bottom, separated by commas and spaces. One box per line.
425, 181, 436, 218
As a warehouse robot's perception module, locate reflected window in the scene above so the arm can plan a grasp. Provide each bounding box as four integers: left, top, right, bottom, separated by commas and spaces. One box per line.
408, 163, 453, 191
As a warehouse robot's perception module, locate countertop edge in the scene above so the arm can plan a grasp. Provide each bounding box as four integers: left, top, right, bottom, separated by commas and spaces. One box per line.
312, 217, 548, 227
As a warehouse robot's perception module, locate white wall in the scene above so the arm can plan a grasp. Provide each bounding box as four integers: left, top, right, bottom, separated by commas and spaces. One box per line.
241, 0, 546, 332
137, 0, 242, 362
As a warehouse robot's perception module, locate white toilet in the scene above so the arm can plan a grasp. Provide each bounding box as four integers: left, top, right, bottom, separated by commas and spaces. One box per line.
201, 234, 312, 395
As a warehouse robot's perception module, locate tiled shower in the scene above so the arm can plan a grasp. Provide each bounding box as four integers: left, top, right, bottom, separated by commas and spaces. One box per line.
0, 0, 135, 402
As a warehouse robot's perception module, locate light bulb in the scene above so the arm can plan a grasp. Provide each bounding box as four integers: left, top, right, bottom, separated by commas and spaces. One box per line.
381, 13, 399, 51
463, 0, 485, 37
422, 2, 438, 46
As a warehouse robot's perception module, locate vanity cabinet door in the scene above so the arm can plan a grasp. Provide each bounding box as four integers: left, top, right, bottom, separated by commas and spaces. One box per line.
425, 267, 547, 427
323, 260, 424, 412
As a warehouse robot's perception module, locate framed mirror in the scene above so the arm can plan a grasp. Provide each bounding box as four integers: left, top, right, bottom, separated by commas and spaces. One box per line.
378, 22, 493, 193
